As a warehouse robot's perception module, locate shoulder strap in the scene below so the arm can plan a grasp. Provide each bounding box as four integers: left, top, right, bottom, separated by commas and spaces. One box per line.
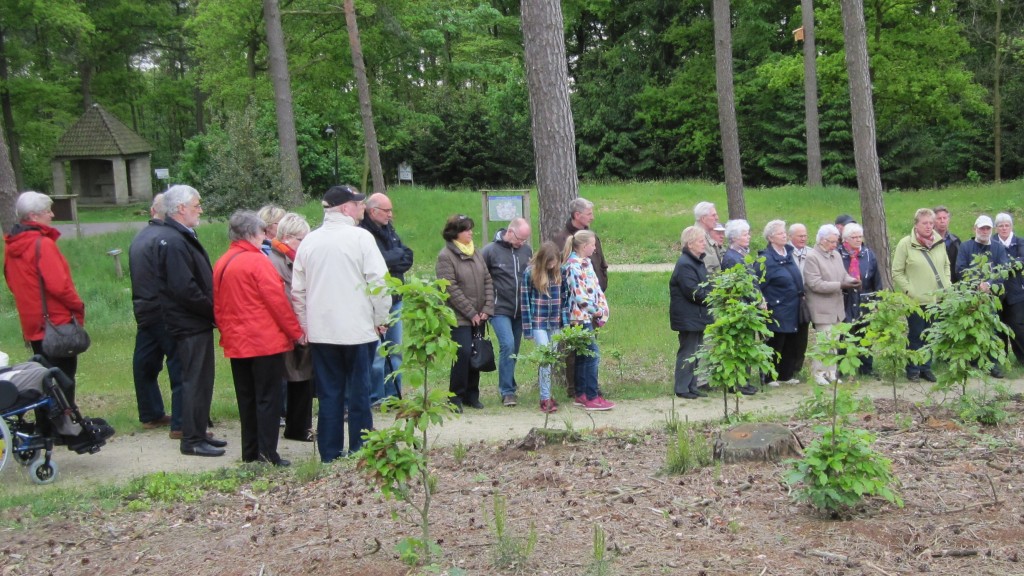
35, 237, 50, 319
216, 249, 247, 287
920, 248, 945, 290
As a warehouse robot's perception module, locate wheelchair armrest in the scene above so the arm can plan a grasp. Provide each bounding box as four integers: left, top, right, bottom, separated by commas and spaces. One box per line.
0, 380, 18, 412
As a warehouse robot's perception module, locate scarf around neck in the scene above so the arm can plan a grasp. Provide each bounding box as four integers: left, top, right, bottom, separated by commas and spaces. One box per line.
454, 239, 475, 256
271, 237, 296, 260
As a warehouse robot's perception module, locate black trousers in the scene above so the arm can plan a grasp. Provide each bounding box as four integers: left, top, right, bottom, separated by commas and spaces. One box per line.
674, 331, 703, 395
284, 379, 314, 440
29, 340, 78, 405
449, 326, 480, 405
1002, 301, 1024, 362
772, 322, 809, 382
230, 354, 285, 462
176, 331, 216, 448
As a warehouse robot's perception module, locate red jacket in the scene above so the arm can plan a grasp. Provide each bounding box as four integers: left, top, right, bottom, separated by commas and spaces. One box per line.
213, 241, 303, 359
3, 223, 85, 341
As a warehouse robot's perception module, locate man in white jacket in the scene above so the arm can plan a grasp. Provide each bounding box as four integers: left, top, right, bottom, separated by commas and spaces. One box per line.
292, 185, 391, 462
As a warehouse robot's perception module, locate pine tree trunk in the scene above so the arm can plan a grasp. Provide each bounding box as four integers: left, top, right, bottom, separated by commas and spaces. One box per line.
801, 0, 822, 187
521, 0, 578, 240
343, 0, 386, 194
712, 0, 746, 220
840, 0, 892, 288
0, 29, 24, 192
0, 123, 17, 234
263, 0, 304, 205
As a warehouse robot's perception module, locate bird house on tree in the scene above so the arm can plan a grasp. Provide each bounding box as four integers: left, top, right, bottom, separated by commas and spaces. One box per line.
793, 27, 805, 42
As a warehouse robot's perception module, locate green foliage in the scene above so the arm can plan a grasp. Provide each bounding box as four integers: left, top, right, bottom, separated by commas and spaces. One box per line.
584, 524, 614, 576
488, 493, 537, 572
923, 253, 1013, 395
695, 257, 777, 420
178, 105, 288, 217
357, 275, 460, 566
452, 441, 468, 465
956, 388, 1012, 427
122, 467, 269, 508
784, 426, 903, 516
859, 290, 927, 405
794, 380, 874, 422
662, 425, 712, 475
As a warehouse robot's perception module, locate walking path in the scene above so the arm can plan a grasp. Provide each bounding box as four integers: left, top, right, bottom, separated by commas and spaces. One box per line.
5, 376, 1021, 492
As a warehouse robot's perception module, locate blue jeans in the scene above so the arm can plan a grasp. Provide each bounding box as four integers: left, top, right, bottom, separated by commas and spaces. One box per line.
312, 342, 375, 462
370, 301, 403, 404
490, 315, 522, 397
132, 322, 183, 429
574, 324, 600, 400
531, 329, 559, 401
906, 311, 932, 376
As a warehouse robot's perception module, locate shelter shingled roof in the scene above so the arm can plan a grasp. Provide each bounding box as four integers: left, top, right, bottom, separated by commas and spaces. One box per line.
53, 103, 153, 159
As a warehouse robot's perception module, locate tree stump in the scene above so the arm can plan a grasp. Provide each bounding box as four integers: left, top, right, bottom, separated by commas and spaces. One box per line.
515, 427, 580, 451
713, 423, 804, 464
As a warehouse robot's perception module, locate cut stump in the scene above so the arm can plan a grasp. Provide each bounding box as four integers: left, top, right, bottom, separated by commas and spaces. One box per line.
515, 427, 581, 451
713, 423, 804, 463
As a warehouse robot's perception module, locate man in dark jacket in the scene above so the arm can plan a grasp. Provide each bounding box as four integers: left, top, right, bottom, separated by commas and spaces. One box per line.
956, 215, 1008, 378
550, 198, 607, 397
154, 185, 227, 457
551, 198, 608, 291
359, 193, 414, 405
482, 217, 533, 406
128, 193, 182, 431
935, 206, 962, 283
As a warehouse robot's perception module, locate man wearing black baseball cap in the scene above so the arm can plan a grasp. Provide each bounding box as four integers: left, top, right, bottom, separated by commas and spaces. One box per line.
291, 185, 391, 462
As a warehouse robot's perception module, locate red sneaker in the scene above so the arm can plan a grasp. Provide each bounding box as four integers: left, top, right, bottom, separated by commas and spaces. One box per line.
573, 395, 587, 407
595, 396, 616, 410
582, 397, 612, 411
548, 398, 559, 412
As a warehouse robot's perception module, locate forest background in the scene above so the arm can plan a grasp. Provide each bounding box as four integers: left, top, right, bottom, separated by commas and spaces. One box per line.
0, 0, 1021, 208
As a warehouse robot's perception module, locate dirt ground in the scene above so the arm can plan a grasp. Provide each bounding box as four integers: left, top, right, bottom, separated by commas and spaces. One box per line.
3, 379, 1024, 575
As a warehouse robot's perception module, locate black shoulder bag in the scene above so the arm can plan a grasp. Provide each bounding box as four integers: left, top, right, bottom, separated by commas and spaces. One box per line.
37, 239, 91, 358
470, 323, 496, 372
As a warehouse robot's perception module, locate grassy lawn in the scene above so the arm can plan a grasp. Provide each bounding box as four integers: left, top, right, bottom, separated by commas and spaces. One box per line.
2, 180, 1022, 436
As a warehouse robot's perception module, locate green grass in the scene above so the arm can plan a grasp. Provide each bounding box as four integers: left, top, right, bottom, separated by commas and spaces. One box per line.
3, 179, 1024, 436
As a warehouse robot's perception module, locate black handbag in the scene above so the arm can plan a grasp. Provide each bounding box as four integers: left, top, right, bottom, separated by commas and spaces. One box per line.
470, 324, 496, 372
36, 239, 90, 358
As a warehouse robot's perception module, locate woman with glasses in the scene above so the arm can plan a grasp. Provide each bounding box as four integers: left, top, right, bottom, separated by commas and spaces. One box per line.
268, 212, 315, 442
838, 222, 881, 376
803, 224, 860, 385
436, 214, 494, 412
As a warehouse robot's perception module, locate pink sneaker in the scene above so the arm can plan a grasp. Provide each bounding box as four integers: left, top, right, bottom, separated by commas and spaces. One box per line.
574, 395, 587, 407
582, 397, 612, 411
595, 396, 616, 409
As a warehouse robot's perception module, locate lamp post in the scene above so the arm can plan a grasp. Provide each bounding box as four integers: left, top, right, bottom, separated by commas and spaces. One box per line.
324, 124, 339, 181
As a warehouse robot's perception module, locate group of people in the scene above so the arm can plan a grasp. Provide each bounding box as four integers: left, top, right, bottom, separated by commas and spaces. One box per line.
435, 197, 613, 413
670, 202, 1024, 399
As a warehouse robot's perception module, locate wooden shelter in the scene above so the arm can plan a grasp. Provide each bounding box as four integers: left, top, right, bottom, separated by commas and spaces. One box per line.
51, 104, 154, 205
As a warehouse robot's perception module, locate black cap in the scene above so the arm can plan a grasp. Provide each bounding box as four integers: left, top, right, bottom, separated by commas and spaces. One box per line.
322, 185, 365, 208
835, 214, 856, 226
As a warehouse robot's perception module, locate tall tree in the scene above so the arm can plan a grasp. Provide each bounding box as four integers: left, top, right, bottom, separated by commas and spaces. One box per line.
343, 0, 385, 193
840, 0, 890, 287
263, 0, 302, 204
521, 0, 578, 239
712, 0, 746, 219
0, 119, 16, 233
801, 0, 822, 186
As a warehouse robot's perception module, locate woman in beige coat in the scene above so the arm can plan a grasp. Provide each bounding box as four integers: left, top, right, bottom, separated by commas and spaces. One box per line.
803, 224, 860, 385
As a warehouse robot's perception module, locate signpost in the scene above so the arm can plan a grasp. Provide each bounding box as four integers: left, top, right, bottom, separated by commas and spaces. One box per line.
480, 189, 531, 245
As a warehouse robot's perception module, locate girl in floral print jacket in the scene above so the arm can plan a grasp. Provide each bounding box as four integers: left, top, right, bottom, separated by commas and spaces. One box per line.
561, 231, 614, 410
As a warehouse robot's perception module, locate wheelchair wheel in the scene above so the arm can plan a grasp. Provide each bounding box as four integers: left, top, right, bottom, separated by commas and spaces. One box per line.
27, 458, 58, 485
13, 448, 39, 466
0, 417, 10, 475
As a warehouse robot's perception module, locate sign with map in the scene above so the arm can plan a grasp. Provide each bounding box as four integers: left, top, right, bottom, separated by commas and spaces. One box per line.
487, 195, 524, 221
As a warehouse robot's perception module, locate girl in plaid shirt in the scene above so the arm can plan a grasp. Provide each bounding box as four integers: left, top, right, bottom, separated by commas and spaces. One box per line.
521, 242, 565, 413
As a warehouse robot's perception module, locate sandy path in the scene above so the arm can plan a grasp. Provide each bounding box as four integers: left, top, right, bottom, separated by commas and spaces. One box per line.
5, 376, 1021, 492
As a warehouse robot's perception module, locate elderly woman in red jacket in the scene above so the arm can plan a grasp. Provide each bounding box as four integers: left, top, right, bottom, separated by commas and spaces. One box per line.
214, 210, 305, 467
3, 192, 85, 397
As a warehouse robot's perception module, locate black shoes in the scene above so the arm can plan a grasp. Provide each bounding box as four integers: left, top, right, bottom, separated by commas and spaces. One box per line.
991, 366, 1005, 379
468, 400, 485, 409
449, 401, 464, 414
907, 372, 920, 382
205, 436, 228, 448
676, 392, 698, 399
692, 389, 708, 397
181, 441, 226, 457
921, 370, 937, 383
739, 385, 758, 396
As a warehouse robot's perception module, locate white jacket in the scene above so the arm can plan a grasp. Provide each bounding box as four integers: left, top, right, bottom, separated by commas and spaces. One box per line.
292, 211, 391, 345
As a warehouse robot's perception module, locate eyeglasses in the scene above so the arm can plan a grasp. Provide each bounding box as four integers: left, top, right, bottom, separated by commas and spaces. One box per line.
375, 207, 393, 213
